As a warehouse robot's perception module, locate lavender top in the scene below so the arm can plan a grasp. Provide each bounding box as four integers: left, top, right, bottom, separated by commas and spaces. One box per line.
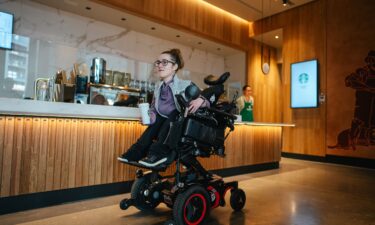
158, 80, 176, 116
149, 78, 178, 124
148, 75, 209, 125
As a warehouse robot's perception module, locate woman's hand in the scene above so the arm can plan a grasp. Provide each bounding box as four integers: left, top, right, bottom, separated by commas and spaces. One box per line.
188, 97, 204, 113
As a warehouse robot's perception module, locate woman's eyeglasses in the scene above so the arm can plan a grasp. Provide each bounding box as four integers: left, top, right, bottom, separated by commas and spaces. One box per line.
154, 59, 175, 67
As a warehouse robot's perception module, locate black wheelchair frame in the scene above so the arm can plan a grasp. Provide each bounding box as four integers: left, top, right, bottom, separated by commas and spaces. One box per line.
118, 72, 246, 225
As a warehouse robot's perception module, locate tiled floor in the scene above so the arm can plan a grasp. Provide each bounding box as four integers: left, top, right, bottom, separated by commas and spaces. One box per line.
1, 158, 375, 225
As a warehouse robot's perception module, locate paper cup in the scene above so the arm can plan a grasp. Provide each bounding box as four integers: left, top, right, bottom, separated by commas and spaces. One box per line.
139, 103, 150, 125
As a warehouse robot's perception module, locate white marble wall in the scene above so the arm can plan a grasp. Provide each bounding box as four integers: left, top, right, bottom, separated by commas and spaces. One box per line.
0, 0, 244, 98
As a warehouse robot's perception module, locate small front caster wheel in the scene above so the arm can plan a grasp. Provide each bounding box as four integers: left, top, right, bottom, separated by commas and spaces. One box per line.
164, 219, 175, 225
230, 189, 246, 211
119, 199, 130, 210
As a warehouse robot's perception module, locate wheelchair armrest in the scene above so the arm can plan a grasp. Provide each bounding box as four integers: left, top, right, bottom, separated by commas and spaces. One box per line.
207, 107, 237, 121
192, 110, 218, 127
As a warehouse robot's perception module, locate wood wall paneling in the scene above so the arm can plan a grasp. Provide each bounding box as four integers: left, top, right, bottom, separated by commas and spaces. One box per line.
0, 116, 281, 197
247, 41, 282, 123
95, 0, 250, 50
325, 0, 375, 159
1, 117, 14, 196
249, 0, 327, 156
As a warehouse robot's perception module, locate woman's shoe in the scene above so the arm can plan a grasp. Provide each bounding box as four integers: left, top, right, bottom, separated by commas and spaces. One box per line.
138, 155, 167, 167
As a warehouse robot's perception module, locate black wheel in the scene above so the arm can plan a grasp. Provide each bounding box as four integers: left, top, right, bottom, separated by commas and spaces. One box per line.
131, 174, 160, 211
164, 220, 176, 225
119, 199, 130, 210
173, 185, 210, 225
230, 188, 246, 211
165, 203, 174, 209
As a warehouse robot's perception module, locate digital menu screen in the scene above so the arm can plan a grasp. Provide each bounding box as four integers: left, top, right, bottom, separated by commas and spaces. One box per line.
0, 12, 14, 50
291, 59, 319, 108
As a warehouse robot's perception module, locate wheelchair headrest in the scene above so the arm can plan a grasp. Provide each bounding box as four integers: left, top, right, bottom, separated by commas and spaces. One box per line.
204, 72, 230, 86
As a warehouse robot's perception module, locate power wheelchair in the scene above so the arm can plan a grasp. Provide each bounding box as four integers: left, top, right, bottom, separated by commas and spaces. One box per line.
118, 72, 246, 225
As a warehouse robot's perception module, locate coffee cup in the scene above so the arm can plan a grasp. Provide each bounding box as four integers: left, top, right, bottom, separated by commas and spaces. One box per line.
139, 103, 150, 125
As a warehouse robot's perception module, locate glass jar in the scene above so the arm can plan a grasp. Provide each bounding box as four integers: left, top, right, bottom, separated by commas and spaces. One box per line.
105, 70, 113, 85
112, 71, 124, 86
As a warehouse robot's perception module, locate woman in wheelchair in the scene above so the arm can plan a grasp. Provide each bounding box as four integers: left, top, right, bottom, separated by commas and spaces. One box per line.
117, 69, 245, 225
117, 48, 210, 167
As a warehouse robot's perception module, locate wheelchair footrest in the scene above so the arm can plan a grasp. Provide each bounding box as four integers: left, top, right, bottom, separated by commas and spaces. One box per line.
118, 160, 168, 171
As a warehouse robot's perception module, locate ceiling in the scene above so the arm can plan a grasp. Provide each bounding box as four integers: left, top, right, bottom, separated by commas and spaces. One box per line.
204, 0, 315, 21
32, 0, 242, 56
204, 0, 315, 49
32, 0, 314, 53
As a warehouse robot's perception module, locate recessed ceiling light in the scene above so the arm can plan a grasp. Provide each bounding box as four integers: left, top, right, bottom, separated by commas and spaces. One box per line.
85, 6, 91, 10
121, 18, 127, 21
176, 35, 180, 38
151, 27, 156, 30
198, 42, 202, 45
275, 35, 279, 39
217, 48, 221, 51
64, 0, 78, 6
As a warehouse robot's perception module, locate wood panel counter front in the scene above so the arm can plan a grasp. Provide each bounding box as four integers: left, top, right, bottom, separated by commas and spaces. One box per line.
0, 99, 291, 198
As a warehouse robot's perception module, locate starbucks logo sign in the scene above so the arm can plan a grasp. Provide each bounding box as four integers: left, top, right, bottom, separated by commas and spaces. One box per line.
298, 73, 309, 84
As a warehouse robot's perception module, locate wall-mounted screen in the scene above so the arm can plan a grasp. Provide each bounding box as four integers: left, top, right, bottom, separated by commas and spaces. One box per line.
291, 59, 319, 108
0, 12, 14, 50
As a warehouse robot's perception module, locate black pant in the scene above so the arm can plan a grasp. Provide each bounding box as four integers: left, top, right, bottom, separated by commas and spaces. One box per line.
125, 111, 178, 161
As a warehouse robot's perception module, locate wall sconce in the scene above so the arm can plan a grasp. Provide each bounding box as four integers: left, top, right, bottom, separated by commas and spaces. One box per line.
261, 45, 270, 75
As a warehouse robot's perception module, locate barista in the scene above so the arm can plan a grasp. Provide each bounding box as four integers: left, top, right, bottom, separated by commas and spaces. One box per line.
236, 85, 254, 122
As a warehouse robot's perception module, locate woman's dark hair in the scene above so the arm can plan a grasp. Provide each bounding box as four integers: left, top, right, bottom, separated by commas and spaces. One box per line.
162, 48, 184, 72
242, 85, 251, 91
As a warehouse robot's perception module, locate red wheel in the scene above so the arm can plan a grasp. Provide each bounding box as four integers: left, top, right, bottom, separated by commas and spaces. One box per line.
173, 185, 210, 225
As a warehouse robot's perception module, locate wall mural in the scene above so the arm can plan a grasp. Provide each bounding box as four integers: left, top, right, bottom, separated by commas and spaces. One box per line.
329, 51, 375, 150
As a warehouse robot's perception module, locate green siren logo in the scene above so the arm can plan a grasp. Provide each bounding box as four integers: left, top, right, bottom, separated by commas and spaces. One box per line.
298, 73, 309, 84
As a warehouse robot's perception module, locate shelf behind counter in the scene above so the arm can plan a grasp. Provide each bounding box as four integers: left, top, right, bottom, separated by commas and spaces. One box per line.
0, 97, 293, 201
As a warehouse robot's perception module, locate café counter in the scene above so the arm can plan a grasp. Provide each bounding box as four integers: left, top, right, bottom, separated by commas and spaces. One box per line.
0, 98, 293, 202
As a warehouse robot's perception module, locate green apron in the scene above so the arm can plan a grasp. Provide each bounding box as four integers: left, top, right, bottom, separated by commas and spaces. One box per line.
240, 101, 254, 122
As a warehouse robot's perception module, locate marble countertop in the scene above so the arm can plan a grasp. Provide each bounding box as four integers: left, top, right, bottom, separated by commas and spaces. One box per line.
0, 98, 140, 120
234, 121, 295, 127
0, 98, 295, 126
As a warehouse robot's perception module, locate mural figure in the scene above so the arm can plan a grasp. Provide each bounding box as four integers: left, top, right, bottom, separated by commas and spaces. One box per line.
329, 50, 375, 150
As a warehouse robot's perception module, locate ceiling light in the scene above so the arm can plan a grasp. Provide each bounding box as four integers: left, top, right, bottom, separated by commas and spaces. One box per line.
85, 6, 91, 10
121, 18, 126, 21
282, 0, 287, 6
176, 35, 180, 38
64, 0, 78, 6
150, 27, 155, 30
198, 42, 202, 45
275, 35, 279, 39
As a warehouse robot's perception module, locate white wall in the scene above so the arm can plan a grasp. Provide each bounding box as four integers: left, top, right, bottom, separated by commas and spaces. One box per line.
0, 0, 245, 98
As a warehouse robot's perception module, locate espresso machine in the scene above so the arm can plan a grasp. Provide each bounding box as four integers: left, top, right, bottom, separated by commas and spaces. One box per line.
91, 57, 106, 84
